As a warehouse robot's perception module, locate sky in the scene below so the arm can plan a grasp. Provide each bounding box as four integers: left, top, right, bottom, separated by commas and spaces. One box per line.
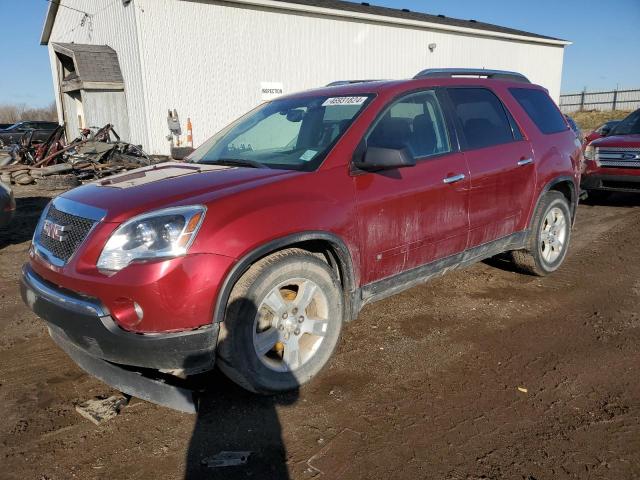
0, 0, 638, 107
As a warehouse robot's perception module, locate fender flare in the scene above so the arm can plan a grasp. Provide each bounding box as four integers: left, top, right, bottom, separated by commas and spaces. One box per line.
530, 175, 579, 227
212, 231, 357, 324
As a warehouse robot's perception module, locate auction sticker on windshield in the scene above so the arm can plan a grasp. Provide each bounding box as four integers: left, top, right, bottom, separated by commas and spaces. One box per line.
322, 96, 368, 107
300, 150, 318, 162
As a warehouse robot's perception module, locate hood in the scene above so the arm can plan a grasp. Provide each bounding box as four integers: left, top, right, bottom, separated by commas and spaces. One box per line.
591, 134, 640, 148
60, 162, 297, 222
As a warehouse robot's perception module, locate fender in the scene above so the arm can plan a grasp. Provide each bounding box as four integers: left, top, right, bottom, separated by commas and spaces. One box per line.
529, 175, 579, 227
212, 231, 358, 324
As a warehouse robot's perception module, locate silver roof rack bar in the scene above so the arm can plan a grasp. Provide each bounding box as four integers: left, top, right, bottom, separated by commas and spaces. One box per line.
414, 68, 530, 83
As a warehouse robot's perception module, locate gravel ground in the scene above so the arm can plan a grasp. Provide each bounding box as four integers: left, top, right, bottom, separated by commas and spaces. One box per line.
1, 186, 639, 480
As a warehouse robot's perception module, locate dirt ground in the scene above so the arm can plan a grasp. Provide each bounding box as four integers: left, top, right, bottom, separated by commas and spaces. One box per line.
1, 185, 639, 480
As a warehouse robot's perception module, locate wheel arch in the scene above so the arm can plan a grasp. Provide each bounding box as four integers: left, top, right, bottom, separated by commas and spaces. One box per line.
213, 232, 358, 325
531, 176, 578, 227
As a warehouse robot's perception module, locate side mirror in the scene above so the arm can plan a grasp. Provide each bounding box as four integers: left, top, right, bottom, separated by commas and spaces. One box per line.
353, 146, 416, 172
600, 125, 611, 136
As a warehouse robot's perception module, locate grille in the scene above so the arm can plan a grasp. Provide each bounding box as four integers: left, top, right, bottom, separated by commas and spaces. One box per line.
37, 204, 96, 263
596, 147, 640, 168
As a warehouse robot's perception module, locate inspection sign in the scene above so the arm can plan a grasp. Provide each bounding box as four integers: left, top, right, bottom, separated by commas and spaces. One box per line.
261, 82, 284, 101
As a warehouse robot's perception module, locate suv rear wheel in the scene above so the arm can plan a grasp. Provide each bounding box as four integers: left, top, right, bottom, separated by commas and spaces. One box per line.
510, 191, 572, 276
217, 248, 344, 393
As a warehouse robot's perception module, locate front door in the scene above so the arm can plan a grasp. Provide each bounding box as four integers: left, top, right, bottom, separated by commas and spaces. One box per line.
353, 90, 470, 285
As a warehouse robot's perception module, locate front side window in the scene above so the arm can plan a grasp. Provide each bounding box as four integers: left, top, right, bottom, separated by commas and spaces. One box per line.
448, 88, 515, 149
366, 90, 451, 159
510, 88, 568, 135
189, 95, 373, 171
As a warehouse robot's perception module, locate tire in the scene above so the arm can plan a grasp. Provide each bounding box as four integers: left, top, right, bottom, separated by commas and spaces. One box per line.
510, 191, 572, 276
217, 248, 344, 394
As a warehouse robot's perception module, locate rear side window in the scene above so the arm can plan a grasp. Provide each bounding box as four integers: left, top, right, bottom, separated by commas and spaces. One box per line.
510, 88, 568, 135
447, 88, 515, 149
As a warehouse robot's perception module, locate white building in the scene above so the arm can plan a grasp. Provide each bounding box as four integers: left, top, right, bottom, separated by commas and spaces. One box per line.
41, 0, 570, 154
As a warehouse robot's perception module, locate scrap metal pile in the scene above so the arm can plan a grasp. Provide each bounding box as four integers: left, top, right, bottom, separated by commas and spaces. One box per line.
0, 124, 167, 190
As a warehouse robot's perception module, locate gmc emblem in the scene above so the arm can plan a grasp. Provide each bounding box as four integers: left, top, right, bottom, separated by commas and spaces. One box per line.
42, 219, 69, 242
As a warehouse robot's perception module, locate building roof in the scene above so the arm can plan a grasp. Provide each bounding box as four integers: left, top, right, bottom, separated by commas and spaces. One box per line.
51, 43, 124, 91
278, 0, 564, 42
41, 0, 569, 46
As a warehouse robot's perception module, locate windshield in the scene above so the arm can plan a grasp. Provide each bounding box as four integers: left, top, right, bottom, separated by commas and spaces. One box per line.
188, 94, 374, 171
611, 110, 640, 136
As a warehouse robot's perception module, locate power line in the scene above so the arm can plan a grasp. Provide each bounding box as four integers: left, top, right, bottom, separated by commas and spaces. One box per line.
44, 0, 91, 16
50, 0, 121, 41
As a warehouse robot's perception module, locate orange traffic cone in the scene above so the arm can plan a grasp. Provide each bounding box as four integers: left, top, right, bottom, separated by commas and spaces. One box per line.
186, 118, 193, 147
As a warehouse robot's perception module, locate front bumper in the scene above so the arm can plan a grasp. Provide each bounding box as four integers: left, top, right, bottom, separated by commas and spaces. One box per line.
581, 173, 640, 192
21, 265, 219, 411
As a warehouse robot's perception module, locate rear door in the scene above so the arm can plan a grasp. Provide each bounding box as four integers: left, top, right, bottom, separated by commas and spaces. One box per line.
353, 89, 470, 284
445, 87, 536, 248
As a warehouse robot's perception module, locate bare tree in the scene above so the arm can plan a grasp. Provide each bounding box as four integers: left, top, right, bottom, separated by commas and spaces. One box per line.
0, 102, 58, 124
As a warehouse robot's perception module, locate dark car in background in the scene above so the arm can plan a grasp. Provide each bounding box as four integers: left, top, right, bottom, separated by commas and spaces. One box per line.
0, 181, 15, 228
583, 109, 640, 197
584, 120, 621, 145
0, 121, 59, 147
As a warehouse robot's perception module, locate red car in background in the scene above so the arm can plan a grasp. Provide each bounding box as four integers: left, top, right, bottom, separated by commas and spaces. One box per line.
583, 109, 640, 198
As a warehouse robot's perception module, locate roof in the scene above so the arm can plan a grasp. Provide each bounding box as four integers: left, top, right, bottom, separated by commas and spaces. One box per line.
42, 0, 570, 46
51, 43, 124, 91
277, 0, 564, 42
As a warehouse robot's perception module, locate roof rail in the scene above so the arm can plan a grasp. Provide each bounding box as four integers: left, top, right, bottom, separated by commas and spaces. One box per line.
326, 80, 381, 87
414, 68, 530, 83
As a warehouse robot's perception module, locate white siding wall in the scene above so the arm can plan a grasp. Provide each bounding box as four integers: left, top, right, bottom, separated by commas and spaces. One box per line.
135, 0, 565, 154
47, 1, 147, 147
47, 0, 565, 154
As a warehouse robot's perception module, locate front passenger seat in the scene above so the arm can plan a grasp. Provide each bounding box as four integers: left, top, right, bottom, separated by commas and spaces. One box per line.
368, 117, 412, 150
410, 114, 437, 157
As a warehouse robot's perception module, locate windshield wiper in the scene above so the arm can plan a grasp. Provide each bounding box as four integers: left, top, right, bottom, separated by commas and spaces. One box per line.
205, 158, 269, 169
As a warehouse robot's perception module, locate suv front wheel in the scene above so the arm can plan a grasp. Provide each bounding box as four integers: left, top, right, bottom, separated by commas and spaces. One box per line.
510, 191, 572, 276
217, 248, 344, 394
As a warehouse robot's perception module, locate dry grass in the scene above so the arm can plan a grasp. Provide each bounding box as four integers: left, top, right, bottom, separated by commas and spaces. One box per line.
571, 110, 632, 132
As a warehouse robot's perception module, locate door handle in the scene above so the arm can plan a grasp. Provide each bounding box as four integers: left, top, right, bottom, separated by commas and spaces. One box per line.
517, 158, 534, 166
443, 173, 466, 184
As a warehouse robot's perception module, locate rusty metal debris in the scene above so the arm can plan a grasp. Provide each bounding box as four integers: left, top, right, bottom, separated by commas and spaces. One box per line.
0, 123, 167, 189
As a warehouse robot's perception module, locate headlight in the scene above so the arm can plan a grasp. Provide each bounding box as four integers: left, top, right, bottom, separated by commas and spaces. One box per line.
97, 205, 206, 273
584, 145, 596, 161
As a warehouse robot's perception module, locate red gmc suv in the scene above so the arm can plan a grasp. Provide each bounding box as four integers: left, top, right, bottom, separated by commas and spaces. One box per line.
583, 108, 640, 198
21, 69, 582, 411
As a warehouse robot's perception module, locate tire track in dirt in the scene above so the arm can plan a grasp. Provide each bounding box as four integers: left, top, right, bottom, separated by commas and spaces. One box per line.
1, 188, 640, 480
